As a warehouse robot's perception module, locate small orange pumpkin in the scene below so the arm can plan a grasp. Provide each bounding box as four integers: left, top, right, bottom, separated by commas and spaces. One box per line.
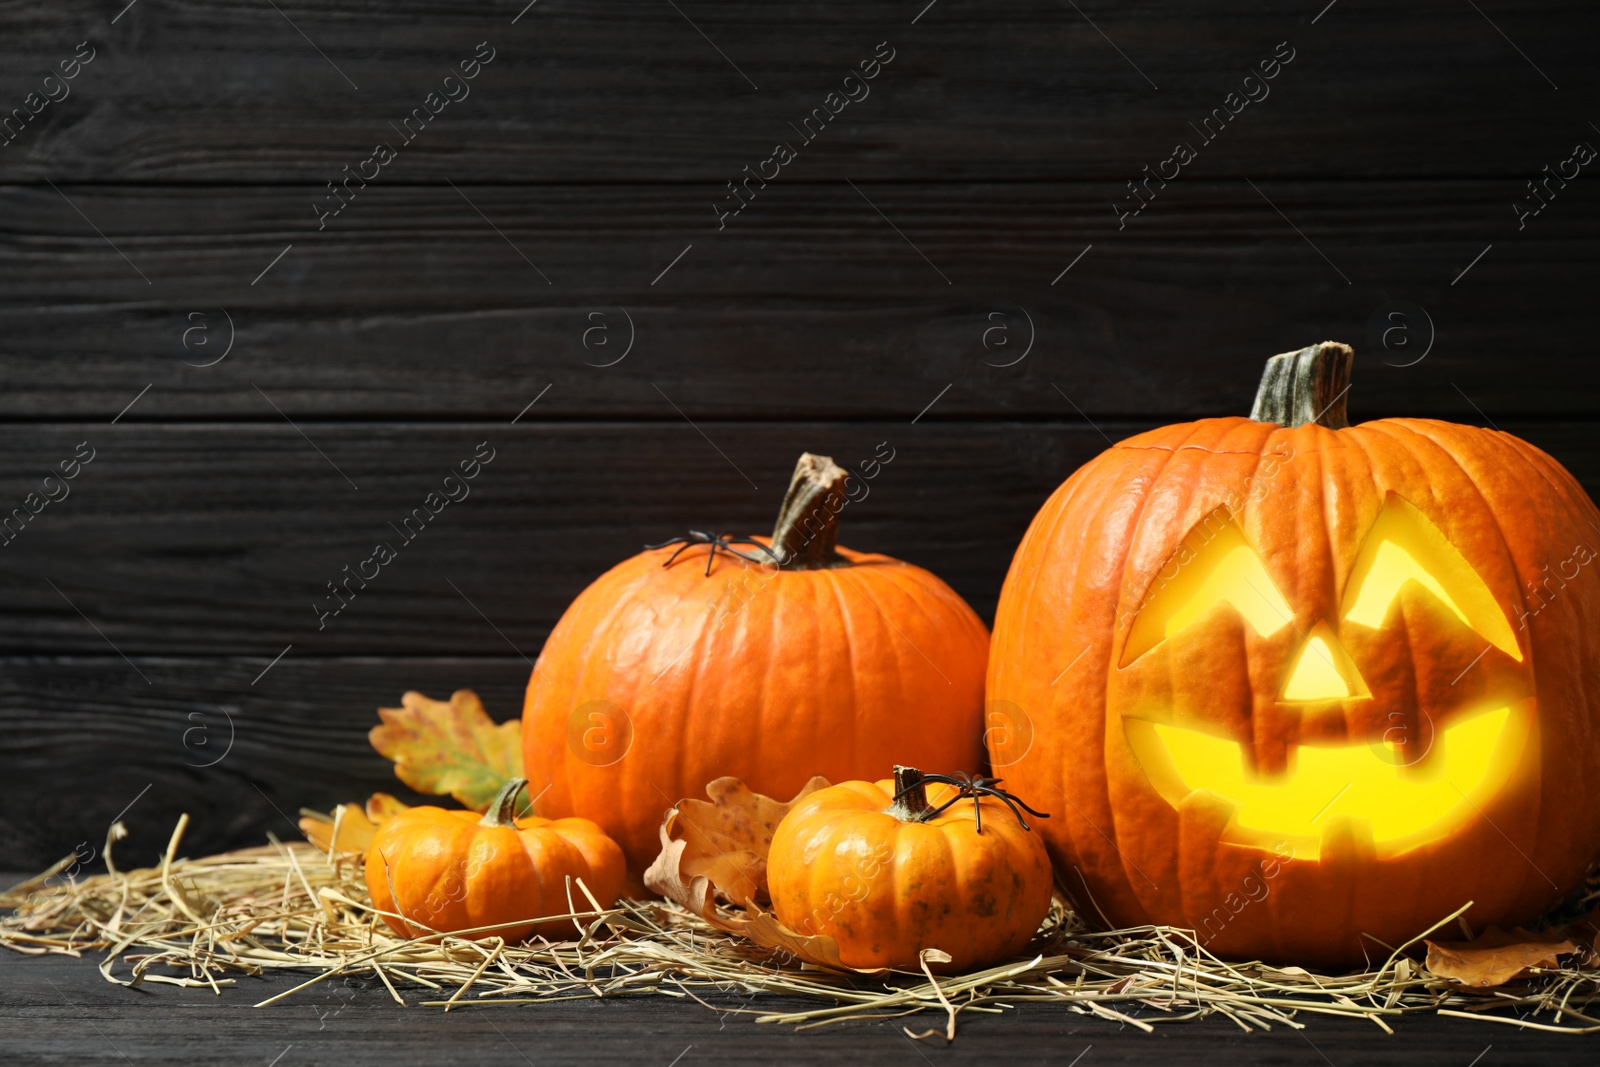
767, 767, 1054, 971
365, 777, 624, 941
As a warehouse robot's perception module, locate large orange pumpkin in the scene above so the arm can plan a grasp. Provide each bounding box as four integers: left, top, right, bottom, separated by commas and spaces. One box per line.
988, 342, 1600, 967
524, 452, 990, 882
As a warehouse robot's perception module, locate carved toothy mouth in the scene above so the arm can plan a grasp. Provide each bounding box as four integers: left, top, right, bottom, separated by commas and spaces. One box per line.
1124, 702, 1527, 860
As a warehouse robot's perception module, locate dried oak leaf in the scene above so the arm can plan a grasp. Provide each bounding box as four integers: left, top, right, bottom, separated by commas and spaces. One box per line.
369, 690, 521, 811
644, 775, 884, 973
1425, 926, 1576, 988
741, 904, 864, 971
298, 793, 410, 854
653, 776, 828, 907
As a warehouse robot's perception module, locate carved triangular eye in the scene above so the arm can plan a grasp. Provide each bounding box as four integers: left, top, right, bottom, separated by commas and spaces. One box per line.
1341, 493, 1521, 661
1121, 509, 1293, 666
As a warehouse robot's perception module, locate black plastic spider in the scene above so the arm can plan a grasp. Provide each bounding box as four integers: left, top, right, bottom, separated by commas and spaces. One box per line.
893, 771, 1051, 833
644, 530, 781, 576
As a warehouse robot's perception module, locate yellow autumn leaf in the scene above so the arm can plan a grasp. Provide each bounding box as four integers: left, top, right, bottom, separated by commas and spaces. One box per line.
299, 793, 410, 854
369, 690, 522, 811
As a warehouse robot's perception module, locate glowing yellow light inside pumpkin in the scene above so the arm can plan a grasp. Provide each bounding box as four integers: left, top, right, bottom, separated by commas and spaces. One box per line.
1341, 495, 1521, 661
1123, 520, 1293, 664
1281, 633, 1352, 700
1147, 706, 1511, 847
1344, 540, 1464, 629
1178, 543, 1295, 637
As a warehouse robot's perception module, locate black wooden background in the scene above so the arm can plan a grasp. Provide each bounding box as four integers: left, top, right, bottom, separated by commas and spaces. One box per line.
3, 0, 1599, 887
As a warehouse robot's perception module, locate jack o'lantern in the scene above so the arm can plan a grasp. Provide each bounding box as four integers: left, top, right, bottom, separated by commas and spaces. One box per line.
988, 342, 1600, 967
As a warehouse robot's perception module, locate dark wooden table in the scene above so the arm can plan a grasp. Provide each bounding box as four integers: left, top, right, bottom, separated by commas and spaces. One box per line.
2, 932, 1584, 1066
4, 0, 1600, 1059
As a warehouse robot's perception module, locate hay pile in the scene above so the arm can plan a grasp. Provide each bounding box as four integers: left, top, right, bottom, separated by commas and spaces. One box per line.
3, 816, 1597, 1038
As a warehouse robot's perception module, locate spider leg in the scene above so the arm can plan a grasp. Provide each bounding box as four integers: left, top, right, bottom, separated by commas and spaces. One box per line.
724, 537, 781, 563
923, 795, 967, 820
912, 771, 1047, 831
996, 791, 1051, 820
985, 791, 1037, 831
662, 541, 698, 568
650, 531, 746, 571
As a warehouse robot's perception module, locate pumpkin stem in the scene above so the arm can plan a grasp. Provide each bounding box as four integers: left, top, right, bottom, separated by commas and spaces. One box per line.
887, 765, 939, 822
1249, 341, 1355, 429
479, 777, 529, 828
769, 453, 851, 570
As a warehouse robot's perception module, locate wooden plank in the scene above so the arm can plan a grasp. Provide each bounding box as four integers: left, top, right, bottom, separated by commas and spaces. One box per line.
0, 420, 1107, 655
3, 181, 1596, 419
0, 420, 1597, 659
0, 1, 1591, 182
0, 657, 529, 871
2, 951, 1586, 1065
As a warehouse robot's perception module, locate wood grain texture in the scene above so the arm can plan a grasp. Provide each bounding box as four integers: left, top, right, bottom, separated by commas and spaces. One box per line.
3, 420, 1595, 659
3, 950, 1584, 1066
0, 1, 1593, 182
0, 420, 1125, 656
2, 180, 1597, 419
0, 656, 529, 872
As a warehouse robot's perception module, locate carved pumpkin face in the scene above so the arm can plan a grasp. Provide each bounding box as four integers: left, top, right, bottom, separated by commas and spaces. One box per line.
988, 346, 1600, 966
1118, 492, 1533, 862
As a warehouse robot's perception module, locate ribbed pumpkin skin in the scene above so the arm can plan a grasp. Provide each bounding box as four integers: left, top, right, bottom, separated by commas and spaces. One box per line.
989, 416, 1600, 967
767, 778, 1054, 971
365, 808, 624, 941
523, 538, 990, 879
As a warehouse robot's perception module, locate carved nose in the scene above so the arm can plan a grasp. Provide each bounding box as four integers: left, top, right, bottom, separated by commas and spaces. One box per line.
1281, 622, 1369, 701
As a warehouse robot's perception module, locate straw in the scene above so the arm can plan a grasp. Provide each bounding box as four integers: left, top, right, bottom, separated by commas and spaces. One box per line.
3, 815, 1596, 1038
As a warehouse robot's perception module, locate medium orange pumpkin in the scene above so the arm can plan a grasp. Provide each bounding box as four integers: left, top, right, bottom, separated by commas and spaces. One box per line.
988, 343, 1600, 966
365, 777, 625, 941
767, 766, 1054, 971
523, 452, 990, 881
